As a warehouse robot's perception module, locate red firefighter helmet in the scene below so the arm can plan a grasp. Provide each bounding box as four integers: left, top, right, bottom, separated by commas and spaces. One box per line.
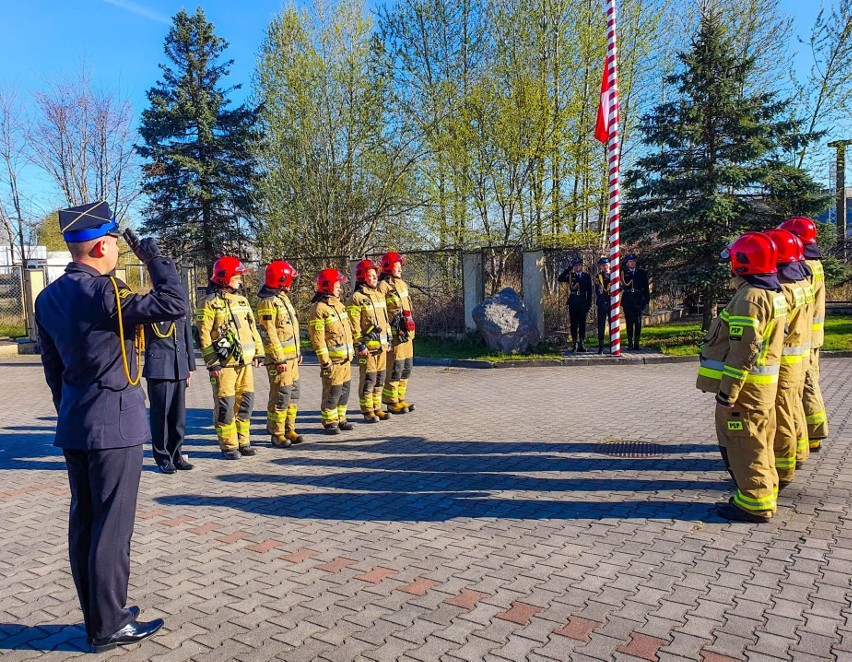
355, 259, 380, 283
211, 256, 248, 286
316, 268, 346, 295
265, 260, 298, 289
762, 229, 804, 264
729, 232, 777, 276
380, 251, 406, 275
778, 216, 818, 245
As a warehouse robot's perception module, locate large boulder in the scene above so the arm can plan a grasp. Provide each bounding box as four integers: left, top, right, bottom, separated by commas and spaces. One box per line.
472, 287, 540, 353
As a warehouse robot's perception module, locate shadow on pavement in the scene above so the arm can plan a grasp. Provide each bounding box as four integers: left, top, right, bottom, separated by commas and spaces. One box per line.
0, 623, 87, 652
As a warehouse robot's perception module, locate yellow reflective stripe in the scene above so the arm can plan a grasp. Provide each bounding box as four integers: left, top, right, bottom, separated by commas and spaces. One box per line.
734, 489, 776, 511
775, 456, 796, 469
772, 294, 788, 318
796, 436, 809, 451
744, 373, 778, 385
806, 410, 827, 425
235, 419, 250, 433
216, 421, 236, 435
196, 309, 215, 320
309, 319, 325, 330
202, 346, 216, 356
780, 355, 804, 365
267, 410, 288, 423
723, 365, 748, 380
726, 315, 758, 327
316, 348, 330, 357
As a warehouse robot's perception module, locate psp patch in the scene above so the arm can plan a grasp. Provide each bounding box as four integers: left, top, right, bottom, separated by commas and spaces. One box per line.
729, 325, 744, 338
727, 420, 744, 431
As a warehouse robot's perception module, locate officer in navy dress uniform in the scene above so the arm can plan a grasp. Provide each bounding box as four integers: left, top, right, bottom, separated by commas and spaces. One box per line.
34, 201, 186, 653
143, 313, 196, 474
594, 257, 612, 354
558, 258, 593, 352
621, 254, 651, 350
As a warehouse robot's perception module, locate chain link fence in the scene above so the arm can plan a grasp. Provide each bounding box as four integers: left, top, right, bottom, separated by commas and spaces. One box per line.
0, 264, 25, 338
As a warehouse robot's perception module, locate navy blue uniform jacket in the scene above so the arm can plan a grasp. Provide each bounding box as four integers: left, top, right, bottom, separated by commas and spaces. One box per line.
35, 258, 188, 450
143, 315, 196, 381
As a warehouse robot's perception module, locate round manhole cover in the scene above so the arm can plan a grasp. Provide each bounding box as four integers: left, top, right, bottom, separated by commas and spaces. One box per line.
595, 441, 665, 457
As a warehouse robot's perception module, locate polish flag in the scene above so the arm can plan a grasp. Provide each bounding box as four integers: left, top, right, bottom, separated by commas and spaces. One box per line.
595, 62, 614, 144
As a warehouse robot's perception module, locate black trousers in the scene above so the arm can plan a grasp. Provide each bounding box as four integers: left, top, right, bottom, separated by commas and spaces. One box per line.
63, 445, 142, 639
624, 306, 643, 346
597, 303, 608, 348
147, 378, 187, 468
568, 303, 589, 344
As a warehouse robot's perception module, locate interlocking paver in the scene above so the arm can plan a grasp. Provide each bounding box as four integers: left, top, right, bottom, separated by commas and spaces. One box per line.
1, 357, 852, 661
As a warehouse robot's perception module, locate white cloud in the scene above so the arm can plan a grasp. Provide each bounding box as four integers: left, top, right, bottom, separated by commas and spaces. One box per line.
103, 0, 170, 25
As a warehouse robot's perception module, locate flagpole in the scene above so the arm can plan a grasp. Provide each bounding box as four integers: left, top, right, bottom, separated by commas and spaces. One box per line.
605, 0, 622, 357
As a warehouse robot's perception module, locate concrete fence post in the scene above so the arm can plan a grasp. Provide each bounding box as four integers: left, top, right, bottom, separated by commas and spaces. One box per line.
522, 250, 545, 337
462, 252, 483, 332
21, 266, 46, 343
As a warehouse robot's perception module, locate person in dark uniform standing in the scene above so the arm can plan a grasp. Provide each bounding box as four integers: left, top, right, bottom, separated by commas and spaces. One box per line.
558, 258, 592, 352
35, 201, 187, 653
621, 254, 650, 350
594, 257, 612, 354
143, 311, 196, 474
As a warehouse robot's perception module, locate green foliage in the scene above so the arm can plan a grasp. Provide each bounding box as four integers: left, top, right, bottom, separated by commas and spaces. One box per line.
623, 10, 830, 326
252, 0, 418, 259
35, 212, 65, 251
138, 7, 257, 270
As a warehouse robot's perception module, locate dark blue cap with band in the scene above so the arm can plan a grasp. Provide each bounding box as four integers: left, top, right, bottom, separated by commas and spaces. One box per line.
571, 258, 583, 266
598, 257, 609, 265
59, 201, 120, 242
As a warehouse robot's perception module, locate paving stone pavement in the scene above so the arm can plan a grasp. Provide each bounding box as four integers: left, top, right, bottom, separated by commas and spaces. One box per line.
1, 355, 851, 661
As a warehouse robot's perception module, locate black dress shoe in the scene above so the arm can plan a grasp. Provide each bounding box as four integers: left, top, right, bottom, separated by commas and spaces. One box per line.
157, 463, 176, 474
174, 459, 194, 470
91, 618, 164, 653
86, 607, 140, 644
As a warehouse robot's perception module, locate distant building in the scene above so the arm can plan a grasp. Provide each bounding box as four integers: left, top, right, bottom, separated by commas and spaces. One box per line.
0, 245, 71, 283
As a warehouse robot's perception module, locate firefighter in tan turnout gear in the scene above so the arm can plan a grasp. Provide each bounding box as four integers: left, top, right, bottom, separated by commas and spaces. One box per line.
763, 229, 814, 486
257, 260, 304, 448
309, 269, 355, 434
697, 232, 787, 523
378, 252, 416, 414
196, 256, 265, 459
779, 217, 829, 452
348, 259, 392, 423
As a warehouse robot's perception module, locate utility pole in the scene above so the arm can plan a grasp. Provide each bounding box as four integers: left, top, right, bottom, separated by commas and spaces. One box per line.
827, 140, 852, 257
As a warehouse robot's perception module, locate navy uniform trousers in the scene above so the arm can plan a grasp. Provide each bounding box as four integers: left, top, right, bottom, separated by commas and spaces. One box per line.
144, 318, 195, 469
36, 258, 187, 639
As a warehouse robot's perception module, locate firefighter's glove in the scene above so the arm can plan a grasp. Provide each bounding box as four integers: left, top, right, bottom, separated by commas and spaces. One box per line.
276, 362, 287, 374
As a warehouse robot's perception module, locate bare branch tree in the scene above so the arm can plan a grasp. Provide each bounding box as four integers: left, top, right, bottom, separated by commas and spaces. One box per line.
0, 87, 36, 263
28, 65, 140, 221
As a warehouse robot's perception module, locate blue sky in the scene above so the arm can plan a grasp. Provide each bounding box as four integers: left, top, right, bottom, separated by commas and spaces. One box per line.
0, 0, 835, 216
0, 0, 825, 115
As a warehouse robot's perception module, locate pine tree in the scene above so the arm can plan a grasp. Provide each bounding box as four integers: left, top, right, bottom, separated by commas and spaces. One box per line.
138, 7, 256, 269
623, 10, 829, 329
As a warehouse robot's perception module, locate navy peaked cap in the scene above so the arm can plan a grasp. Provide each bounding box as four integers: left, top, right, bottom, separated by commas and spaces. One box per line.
59, 201, 119, 242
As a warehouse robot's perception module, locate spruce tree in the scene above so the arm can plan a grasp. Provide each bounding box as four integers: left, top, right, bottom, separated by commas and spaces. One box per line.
623, 11, 829, 329
138, 7, 256, 268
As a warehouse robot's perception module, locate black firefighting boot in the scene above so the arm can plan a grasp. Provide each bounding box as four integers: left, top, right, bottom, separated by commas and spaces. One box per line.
374, 408, 390, 421
222, 449, 241, 460
363, 413, 379, 423
323, 424, 340, 435
239, 445, 257, 457
338, 420, 355, 431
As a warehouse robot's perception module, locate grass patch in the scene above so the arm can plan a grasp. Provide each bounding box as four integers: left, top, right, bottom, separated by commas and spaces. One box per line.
0, 323, 26, 340
821, 316, 852, 351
